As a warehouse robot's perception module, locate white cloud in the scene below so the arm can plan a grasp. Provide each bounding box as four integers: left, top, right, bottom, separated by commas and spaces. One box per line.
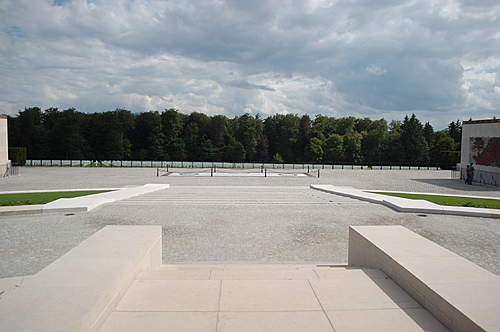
0, 0, 499, 128
366, 65, 387, 76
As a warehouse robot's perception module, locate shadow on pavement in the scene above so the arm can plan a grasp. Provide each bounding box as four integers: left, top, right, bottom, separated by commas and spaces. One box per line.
412, 178, 500, 192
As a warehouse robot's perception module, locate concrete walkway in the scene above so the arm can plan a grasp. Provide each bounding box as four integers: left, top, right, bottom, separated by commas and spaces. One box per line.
98, 264, 448, 332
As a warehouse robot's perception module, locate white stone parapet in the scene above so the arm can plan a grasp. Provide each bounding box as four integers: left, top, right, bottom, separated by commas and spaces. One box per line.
348, 225, 500, 332
310, 184, 500, 218
0, 225, 162, 332
0, 115, 9, 177
0, 184, 170, 216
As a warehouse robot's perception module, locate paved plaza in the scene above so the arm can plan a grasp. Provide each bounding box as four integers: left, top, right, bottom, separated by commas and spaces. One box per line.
1, 167, 499, 278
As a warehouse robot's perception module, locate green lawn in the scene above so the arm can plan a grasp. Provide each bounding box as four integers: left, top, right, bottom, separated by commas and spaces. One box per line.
372, 192, 500, 209
0, 190, 112, 206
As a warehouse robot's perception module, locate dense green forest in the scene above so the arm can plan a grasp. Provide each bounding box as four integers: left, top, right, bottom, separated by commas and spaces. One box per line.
7, 107, 462, 167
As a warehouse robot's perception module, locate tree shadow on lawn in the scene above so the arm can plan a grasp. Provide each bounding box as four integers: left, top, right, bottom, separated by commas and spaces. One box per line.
412, 178, 500, 192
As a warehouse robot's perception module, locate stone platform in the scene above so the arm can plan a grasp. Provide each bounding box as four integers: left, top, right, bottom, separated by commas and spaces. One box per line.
98, 264, 447, 332
3, 224, 499, 331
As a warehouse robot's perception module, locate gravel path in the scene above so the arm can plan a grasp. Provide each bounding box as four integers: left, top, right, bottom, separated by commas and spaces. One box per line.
1, 168, 499, 278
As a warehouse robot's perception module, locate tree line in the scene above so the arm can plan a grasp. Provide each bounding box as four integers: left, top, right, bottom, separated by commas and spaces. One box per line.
7, 107, 462, 167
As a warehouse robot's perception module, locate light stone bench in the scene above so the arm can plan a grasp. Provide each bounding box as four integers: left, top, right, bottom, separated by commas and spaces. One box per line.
348, 225, 500, 332
0, 225, 162, 332
0, 184, 170, 216
310, 184, 500, 219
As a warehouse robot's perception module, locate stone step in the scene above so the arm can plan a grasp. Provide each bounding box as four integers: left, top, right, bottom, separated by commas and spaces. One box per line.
138, 264, 388, 281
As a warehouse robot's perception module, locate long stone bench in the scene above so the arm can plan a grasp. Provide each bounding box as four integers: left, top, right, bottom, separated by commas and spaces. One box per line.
311, 184, 500, 219
0, 184, 170, 216
348, 225, 500, 332
0, 225, 162, 332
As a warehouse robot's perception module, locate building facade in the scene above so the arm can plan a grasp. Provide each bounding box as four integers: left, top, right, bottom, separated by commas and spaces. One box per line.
0, 115, 10, 177
460, 119, 500, 186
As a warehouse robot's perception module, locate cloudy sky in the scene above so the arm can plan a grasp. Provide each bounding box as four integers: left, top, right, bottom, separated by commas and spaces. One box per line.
1, 0, 499, 128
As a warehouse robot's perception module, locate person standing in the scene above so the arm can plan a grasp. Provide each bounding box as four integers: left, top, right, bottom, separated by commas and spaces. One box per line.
469, 163, 475, 185
465, 165, 470, 184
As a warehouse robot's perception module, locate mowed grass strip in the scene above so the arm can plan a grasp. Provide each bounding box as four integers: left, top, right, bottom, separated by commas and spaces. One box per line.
372, 192, 500, 209
0, 190, 112, 206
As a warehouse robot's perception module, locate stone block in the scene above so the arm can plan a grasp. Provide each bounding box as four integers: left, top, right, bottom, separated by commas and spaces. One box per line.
348, 225, 500, 332
0, 225, 162, 332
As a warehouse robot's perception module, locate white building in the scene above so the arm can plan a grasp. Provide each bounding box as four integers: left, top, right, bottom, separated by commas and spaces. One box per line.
460, 119, 500, 186
0, 115, 10, 176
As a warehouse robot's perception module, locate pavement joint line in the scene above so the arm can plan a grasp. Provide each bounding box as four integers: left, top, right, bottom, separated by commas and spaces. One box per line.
112, 309, 327, 313
307, 279, 337, 332
215, 280, 223, 332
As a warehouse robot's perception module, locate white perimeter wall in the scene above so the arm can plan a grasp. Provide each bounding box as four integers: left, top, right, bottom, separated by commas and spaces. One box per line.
0, 117, 8, 166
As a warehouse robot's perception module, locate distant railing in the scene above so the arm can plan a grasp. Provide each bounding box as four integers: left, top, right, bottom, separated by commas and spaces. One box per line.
24, 159, 442, 171
1, 164, 19, 177
477, 170, 500, 187
451, 168, 462, 180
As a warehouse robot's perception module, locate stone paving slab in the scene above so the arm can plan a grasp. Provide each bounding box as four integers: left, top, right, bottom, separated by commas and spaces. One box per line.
220, 279, 321, 311
99, 264, 448, 332
99, 312, 217, 332
217, 311, 333, 332
117, 279, 221, 312
310, 277, 420, 311
327, 308, 448, 332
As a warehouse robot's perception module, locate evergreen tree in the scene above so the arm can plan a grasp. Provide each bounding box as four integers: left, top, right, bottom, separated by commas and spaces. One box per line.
297, 115, 312, 160
384, 121, 404, 163
423, 122, 434, 147
400, 114, 429, 163
448, 120, 462, 143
